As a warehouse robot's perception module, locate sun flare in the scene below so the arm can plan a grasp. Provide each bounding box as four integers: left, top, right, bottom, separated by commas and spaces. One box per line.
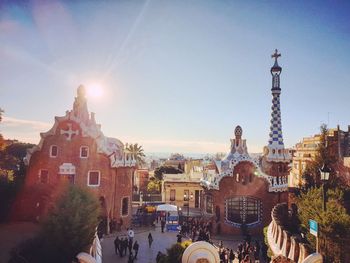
86, 83, 104, 98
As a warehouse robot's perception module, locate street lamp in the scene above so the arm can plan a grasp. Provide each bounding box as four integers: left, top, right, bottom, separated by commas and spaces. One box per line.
320, 163, 331, 211
184, 192, 194, 224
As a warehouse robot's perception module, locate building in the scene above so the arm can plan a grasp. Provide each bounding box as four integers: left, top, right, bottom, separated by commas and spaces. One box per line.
162, 159, 204, 212
200, 50, 291, 235
133, 168, 150, 193
289, 125, 350, 187
12, 86, 136, 231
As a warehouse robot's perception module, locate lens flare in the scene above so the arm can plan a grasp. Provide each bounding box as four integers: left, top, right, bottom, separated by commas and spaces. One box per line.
87, 83, 103, 98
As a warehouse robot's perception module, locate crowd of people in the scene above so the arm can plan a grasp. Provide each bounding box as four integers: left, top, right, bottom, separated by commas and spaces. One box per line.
111, 214, 269, 263
113, 228, 140, 263
179, 218, 213, 243
217, 239, 269, 263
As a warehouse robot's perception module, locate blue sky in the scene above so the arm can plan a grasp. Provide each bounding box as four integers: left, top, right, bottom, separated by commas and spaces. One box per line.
1, 0, 350, 154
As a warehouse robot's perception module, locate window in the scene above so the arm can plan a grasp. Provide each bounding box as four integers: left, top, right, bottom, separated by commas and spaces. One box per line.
184, 190, 189, 201
50, 145, 58, 157
121, 197, 129, 216
170, 189, 176, 201
88, 171, 100, 186
80, 146, 89, 158
225, 196, 261, 226
206, 195, 213, 214
39, 170, 48, 184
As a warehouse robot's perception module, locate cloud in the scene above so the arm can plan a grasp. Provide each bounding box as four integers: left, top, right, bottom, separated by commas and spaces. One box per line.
2, 116, 52, 130
1, 116, 51, 143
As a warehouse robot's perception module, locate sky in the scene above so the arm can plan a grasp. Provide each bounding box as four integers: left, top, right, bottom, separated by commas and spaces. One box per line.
1, 0, 350, 154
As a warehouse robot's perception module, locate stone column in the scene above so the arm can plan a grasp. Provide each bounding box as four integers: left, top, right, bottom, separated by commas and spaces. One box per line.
298, 243, 310, 263
288, 236, 300, 262
277, 226, 284, 251
281, 230, 291, 257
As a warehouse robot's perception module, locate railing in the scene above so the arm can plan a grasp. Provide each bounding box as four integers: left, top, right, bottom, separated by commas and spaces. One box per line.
76, 232, 102, 263
267, 203, 323, 263
132, 193, 162, 202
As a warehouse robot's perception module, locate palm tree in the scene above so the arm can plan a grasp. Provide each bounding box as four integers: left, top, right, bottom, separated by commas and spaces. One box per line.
125, 143, 146, 168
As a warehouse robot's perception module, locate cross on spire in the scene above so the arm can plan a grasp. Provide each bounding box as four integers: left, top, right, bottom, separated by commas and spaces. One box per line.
271, 49, 281, 62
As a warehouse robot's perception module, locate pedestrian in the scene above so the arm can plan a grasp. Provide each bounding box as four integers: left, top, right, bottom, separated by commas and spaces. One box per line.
229, 249, 235, 263
123, 237, 128, 255
161, 218, 166, 233
127, 251, 134, 263
133, 240, 139, 259
128, 227, 135, 243
113, 236, 120, 255
148, 232, 153, 248
128, 238, 133, 254
177, 232, 182, 243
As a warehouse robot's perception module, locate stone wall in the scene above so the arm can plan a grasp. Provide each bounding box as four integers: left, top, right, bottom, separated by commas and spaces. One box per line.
267, 203, 320, 263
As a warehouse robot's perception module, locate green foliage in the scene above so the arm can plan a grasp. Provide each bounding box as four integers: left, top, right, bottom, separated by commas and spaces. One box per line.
0, 142, 34, 221
302, 124, 339, 189
125, 143, 146, 167
159, 242, 188, 263
154, 166, 183, 181
296, 187, 350, 262
10, 185, 100, 263
147, 179, 161, 193
263, 226, 273, 259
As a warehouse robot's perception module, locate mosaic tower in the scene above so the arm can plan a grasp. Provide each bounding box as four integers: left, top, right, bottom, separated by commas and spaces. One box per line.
265, 49, 291, 161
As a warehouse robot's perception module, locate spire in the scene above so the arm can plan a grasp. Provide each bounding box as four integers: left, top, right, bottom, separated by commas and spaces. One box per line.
73, 85, 89, 124
271, 49, 282, 92
265, 50, 291, 162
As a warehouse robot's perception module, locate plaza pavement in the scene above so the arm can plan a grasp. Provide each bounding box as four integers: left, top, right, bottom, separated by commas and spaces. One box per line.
101, 222, 259, 263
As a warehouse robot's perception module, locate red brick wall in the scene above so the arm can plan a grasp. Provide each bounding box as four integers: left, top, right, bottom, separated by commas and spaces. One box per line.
12, 120, 133, 226
205, 161, 288, 235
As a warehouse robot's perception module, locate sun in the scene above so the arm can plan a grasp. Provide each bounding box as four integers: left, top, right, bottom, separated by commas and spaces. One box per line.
86, 83, 104, 98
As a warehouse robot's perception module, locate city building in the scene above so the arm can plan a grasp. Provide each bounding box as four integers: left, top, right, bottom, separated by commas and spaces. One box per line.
12, 86, 136, 231
133, 168, 150, 193
162, 159, 204, 212
289, 125, 350, 187
200, 50, 292, 235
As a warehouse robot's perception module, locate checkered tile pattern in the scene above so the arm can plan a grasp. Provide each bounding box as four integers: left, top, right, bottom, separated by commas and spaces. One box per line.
268, 93, 284, 146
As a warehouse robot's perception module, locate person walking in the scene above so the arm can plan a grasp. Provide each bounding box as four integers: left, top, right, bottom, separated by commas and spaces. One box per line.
123, 237, 128, 256
229, 249, 235, 263
148, 232, 153, 248
161, 218, 166, 233
127, 251, 134, 263
128, 227, 135, 243
133, 240, 139, 259
114, 236, 120, 255
128, 238, 133, 254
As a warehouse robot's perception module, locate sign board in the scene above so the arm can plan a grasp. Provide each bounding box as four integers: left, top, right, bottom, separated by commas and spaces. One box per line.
309, 219, 318, 237
59, 163, 76, 175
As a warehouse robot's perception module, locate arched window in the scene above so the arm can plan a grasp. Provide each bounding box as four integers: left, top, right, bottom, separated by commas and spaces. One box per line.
121, 197, 129, 216
80, 146, 89, 158
206, 195, 213, 214
88, 171, 100, 186
50, 145, 58, 158
225, 196, 261, 226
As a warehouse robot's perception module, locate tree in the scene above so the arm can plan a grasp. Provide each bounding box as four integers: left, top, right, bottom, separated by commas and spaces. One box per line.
147, 178, 161, 193
154, 166, 183, 181
0, 108, 4, 149
125, 143, 146, 168
302, 124, 338, 189
0, 142, 34, 221
10, 185, 100, 263
296, 187, 350, 262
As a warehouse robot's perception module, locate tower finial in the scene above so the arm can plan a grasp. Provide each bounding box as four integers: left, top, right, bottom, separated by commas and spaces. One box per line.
271, 49, 281, 62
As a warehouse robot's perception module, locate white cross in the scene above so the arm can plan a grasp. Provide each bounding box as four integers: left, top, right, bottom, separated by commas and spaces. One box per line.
60, 123, 79, 141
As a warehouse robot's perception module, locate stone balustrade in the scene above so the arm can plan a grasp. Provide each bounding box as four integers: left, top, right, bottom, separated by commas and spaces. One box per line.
267, 203, 316, 263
